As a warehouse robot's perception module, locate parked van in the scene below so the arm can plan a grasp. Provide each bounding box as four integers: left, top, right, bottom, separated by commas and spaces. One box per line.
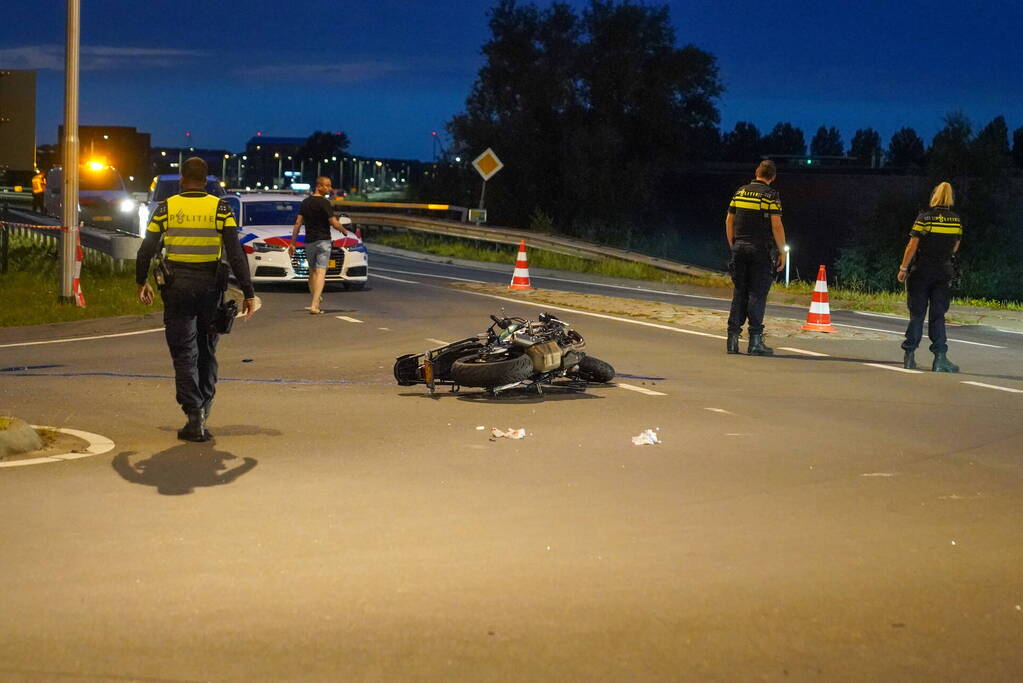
44, 162, 138, 232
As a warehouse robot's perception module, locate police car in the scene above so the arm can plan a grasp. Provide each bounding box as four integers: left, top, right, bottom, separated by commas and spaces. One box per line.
225, 192, 368, 290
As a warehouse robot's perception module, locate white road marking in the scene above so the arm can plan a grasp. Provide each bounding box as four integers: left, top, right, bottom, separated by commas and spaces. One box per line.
0, 328, 164, 349
425, 338, 450, 346
335, 316, 364, 323
614, 383, 666, 396
862, 362, 924, 374
453, 289, 728, 340
704, 407, 734, 415
854, 311, 908, 320
0, 426, 115, 468
961, 381, 1023, 394
374, 267, 484, 283
373, 273, 420, 284
995, 328, 1023, 335
947, 339, 1005, 349
779, 347, 830, 357
532, 275, 731, 302
861, 472, 897, 477
377, 327, 391, 331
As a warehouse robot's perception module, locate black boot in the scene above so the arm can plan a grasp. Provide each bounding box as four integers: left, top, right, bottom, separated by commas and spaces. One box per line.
727, 333, 741, 355
903, 350, 917, 369
177, 408, 210, 442
747, 334, 774, 356
932, 351, 959, 373
201, 400, 214, 439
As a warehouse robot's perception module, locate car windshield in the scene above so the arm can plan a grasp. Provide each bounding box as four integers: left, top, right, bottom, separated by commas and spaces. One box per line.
152, 177, 225, 202
242, 201, 302, 226
80, 168, 123, 192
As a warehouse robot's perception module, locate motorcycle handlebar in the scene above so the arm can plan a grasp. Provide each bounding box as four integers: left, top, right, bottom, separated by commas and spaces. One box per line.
490, 314, 508, 329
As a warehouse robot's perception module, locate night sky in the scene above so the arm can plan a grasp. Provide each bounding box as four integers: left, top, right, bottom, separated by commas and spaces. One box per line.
3, 0, 1020, 160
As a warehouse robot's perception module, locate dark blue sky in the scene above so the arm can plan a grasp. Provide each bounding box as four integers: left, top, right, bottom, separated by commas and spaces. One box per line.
3, 0, 1020, 160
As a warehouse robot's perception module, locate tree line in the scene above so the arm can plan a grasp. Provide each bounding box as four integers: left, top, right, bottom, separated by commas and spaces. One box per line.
413, 0, 1023, 301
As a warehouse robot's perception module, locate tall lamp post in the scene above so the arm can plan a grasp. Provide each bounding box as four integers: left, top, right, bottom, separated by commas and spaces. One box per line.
59, 0, 80, 303
222, 153, 229, 184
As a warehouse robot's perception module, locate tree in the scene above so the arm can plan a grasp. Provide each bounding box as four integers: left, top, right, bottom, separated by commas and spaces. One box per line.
973, 115, 1010, 167
447, 0, 723, 234
928, 112, 973, 183
849, 128, 882, 166
1014, 126, 1023, 169
761, 123, 806, 156
299, 130, 350, 163
810, 126, 843, 156
721, 121, 760, 161
886, 127, 925, 168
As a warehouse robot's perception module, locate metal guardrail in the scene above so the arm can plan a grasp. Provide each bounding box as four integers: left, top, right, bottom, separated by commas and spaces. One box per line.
345, 212, 723, 278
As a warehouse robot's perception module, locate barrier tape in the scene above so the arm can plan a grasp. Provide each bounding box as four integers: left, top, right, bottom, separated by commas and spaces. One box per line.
0, 221, 65, 231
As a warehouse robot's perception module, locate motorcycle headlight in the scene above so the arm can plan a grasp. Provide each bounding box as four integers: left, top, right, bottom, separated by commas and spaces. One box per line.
119, 198, 136, 213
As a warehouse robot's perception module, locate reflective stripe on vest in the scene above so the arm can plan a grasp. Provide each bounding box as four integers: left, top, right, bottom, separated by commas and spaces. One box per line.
164, 194, 222, 263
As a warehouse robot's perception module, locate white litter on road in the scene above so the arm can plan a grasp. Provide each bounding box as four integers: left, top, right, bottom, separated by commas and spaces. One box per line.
491, 427, 526, 440
704, 407, 734, 415
631, 429, 660, 446
861, 472, 897, 477
335, 316, 364, 323
475, 425, 486, 430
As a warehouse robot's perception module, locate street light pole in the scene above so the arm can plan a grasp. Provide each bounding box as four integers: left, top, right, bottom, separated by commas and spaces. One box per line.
59, 0, 81, 303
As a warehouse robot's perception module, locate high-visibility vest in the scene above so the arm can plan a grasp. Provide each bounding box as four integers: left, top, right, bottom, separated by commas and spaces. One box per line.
31, 174, 45, 193
158, 194, 225, 264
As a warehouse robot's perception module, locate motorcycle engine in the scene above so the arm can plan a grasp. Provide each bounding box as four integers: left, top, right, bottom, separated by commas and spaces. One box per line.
526, 341, 562, 372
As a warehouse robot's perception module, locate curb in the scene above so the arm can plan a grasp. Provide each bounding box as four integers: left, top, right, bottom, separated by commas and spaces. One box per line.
0, 426, 115, 468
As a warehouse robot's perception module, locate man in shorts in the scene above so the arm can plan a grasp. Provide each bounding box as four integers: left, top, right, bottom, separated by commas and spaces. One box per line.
288, 176, 350, 314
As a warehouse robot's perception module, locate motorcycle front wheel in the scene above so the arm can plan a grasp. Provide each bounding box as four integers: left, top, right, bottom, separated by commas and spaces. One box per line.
450, 353, 534, 388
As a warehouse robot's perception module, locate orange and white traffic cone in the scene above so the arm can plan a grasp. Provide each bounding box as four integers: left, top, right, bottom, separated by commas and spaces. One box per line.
508, 239, 534, 290
72, 228, 86, 307
801, 265, 834, 332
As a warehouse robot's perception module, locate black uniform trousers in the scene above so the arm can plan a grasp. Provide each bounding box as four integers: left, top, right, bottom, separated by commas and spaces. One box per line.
161, 266, 223, 413
902, 266, 952, 354
727, 242, 775, 336
32, 192, 44, 213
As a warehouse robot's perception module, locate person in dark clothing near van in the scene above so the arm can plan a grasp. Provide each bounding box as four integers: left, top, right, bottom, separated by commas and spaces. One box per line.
897, 181, 962, 372
725, 160, 787, 355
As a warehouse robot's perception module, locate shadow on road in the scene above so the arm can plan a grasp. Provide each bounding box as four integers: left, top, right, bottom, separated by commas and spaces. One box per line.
111, 444, 258, 496
157, 424, 283, 437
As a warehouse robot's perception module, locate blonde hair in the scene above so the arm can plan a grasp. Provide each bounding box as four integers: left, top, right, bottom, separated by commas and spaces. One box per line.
930, 182, 954, 207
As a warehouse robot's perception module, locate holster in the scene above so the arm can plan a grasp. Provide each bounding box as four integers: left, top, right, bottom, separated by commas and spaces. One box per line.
153, 257, 174, 290
210, 299, 238, 335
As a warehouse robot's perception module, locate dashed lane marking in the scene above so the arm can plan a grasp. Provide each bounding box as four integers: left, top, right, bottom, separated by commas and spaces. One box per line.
378, 327, 392, 331
374, 267, 484, 283
0, 328, 164, 349
704, 407, 735, 415
453, 289, 727, 340
862, 362, 924, 375
373, 274, 420, 284
961, 381, 1023, 394
335, 316, 364, 323
425, 338, 450, 346
778, 347, 830, 357
613, 383, 666, 396
0, 426, 114, 468
947, 339, 1006, 349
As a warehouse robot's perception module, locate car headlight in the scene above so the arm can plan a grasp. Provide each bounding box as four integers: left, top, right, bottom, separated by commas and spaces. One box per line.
119, 198, 137, 213
254, 242, 286, 252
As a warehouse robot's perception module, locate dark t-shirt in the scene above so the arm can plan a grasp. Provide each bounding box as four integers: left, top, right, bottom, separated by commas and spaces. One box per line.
299, 195, 334, 243
909, 205, 962, 270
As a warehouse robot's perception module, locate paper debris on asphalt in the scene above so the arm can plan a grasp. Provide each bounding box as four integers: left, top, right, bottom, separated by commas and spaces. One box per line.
631, 429, 660, 446
491, 427, 526, 439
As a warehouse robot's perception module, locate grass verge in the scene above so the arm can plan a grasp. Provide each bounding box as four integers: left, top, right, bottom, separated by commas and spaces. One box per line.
0, 234, 161, 327
369, 231, 1022, 316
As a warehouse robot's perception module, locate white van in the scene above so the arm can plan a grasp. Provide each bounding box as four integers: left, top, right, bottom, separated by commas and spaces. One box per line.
44, 162, 137, 231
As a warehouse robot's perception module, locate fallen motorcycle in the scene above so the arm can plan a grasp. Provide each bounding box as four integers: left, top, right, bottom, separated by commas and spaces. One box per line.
393, 312, 615, 396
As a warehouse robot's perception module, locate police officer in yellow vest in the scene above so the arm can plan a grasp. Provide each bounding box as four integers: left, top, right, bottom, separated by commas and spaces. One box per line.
135, 157, 257, 441
31, 169, 46, 213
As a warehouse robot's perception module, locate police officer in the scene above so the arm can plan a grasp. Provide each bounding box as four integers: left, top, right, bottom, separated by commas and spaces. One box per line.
897, 181, 962, 372
725, 160, 786, 355
31, 169, 46, 213
135, 157, 257, 441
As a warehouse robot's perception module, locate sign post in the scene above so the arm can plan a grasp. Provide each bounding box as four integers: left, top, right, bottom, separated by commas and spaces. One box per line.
471, 148, 503, 222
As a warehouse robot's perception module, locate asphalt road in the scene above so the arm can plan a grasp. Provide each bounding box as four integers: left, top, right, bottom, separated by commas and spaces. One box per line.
2, 253, 1022, 681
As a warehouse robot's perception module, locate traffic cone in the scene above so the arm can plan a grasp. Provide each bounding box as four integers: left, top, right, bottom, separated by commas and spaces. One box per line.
801, 265, 835, 332
508, 240, 534, 290
72, 228, 86, 308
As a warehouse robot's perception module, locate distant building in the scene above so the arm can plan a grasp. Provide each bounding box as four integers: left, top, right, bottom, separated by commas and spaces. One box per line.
244, 136, 305, 188
0, 70, 37, 185
58, 125, 151, 191
151, 147, 233, 185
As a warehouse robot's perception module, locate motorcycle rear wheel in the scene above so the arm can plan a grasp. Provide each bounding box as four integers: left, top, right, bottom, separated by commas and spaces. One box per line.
450, 353, 534, 388
569, 355, 615, 383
